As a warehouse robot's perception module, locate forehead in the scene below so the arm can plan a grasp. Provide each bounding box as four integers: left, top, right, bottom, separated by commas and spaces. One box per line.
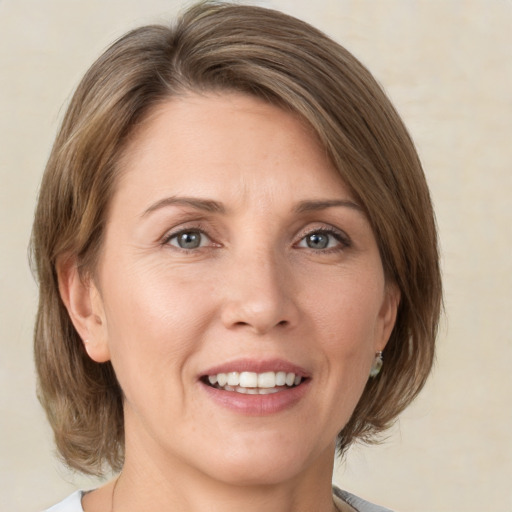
114, 92, 351, 207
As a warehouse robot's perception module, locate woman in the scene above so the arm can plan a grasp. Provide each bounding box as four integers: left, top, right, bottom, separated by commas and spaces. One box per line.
32, 3, 441, 512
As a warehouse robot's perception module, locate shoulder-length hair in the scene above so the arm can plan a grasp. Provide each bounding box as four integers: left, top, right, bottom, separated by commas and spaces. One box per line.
31, 1, 441, 475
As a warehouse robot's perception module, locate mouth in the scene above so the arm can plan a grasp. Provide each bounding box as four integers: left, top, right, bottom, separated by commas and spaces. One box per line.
201, 371, 306, 395
199, 359, 311, 414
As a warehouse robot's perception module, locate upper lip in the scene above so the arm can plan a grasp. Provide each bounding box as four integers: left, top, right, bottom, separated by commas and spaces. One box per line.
200, 358, 310, 378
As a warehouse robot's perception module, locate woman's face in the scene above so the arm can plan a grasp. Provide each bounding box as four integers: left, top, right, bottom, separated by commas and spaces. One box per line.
87, 93, 398, 485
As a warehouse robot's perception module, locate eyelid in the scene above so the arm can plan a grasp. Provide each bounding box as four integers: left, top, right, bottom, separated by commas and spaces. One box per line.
159, 221, 350, 252
295, 225, 352, 249
161, 222, 216, 248
166, 229, 211, 248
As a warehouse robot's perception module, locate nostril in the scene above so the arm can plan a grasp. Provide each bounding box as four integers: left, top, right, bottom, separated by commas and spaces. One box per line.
230, 319, 288, 332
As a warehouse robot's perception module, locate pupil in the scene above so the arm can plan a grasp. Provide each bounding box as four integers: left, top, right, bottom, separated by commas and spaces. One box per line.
307, 233, 328, 249
179, 232, 201, 249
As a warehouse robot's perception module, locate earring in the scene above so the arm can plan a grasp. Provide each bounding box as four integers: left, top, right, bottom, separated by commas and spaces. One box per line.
369, 351, 383, 378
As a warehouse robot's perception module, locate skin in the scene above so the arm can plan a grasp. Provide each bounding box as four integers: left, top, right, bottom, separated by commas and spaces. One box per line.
60, 92, 399, 512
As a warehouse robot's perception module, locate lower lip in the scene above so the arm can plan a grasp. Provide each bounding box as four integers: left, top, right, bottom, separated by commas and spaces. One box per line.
200, 381, 310, 415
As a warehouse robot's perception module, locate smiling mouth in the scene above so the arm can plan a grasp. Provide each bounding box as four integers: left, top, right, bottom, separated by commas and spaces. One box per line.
201, 371, 305, 395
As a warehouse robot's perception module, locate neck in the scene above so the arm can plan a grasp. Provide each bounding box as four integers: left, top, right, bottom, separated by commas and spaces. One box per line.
115, 472, 337, 512
109, 430, 337, 512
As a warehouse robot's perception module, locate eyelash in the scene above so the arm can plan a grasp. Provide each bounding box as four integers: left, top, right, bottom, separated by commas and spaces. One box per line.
161, 225, 351, 253
161, 224, 214, 252
295, 226, 351, 252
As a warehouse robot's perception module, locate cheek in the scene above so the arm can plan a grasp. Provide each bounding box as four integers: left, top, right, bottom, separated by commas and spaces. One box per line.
297, 277, 383, 443
99, 261, 216, 392
303, 267, 385, 415
305, 268, 385, 353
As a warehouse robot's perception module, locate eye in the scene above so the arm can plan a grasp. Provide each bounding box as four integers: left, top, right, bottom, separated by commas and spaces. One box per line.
167, 230, 210, 250
297, 229, 349, 250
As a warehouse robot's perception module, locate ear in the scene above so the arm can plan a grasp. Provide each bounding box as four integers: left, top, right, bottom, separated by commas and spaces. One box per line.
57, 255, 111, 363
375, 282, 401, 352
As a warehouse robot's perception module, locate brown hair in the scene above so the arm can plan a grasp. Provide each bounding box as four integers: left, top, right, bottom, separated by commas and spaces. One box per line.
31, 1, 441, 475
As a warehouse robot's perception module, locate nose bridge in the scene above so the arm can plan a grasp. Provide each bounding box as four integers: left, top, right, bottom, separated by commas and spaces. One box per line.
220, 241, 297, 334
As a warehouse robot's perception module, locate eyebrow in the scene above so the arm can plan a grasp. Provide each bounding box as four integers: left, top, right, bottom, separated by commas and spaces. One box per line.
142, 196, 225, 217
294, 199, 364, 214
142, 196, 363, 217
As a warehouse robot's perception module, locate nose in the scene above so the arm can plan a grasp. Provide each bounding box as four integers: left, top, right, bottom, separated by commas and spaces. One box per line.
219, 249, 299, 335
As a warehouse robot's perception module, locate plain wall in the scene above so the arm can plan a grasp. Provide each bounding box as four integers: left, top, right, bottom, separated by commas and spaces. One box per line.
1, 1, 511, 511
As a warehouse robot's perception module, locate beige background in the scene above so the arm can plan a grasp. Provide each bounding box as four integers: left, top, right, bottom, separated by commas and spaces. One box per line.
1, 1, 511, 511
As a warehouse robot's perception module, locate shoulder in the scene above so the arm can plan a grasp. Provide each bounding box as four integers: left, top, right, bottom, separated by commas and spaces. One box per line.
42, 491, 84, 512
333, 486, 395, 512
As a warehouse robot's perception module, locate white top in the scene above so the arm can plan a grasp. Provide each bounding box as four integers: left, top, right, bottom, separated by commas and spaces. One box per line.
43, 488, 393, 512
43, 491, 83, 511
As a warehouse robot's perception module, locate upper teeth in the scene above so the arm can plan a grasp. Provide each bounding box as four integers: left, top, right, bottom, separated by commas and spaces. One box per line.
208, 371, 301, 388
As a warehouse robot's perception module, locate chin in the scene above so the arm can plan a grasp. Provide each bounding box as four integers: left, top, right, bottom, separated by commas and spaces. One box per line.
204, 456, 303, 487
191, 432, 330, 487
